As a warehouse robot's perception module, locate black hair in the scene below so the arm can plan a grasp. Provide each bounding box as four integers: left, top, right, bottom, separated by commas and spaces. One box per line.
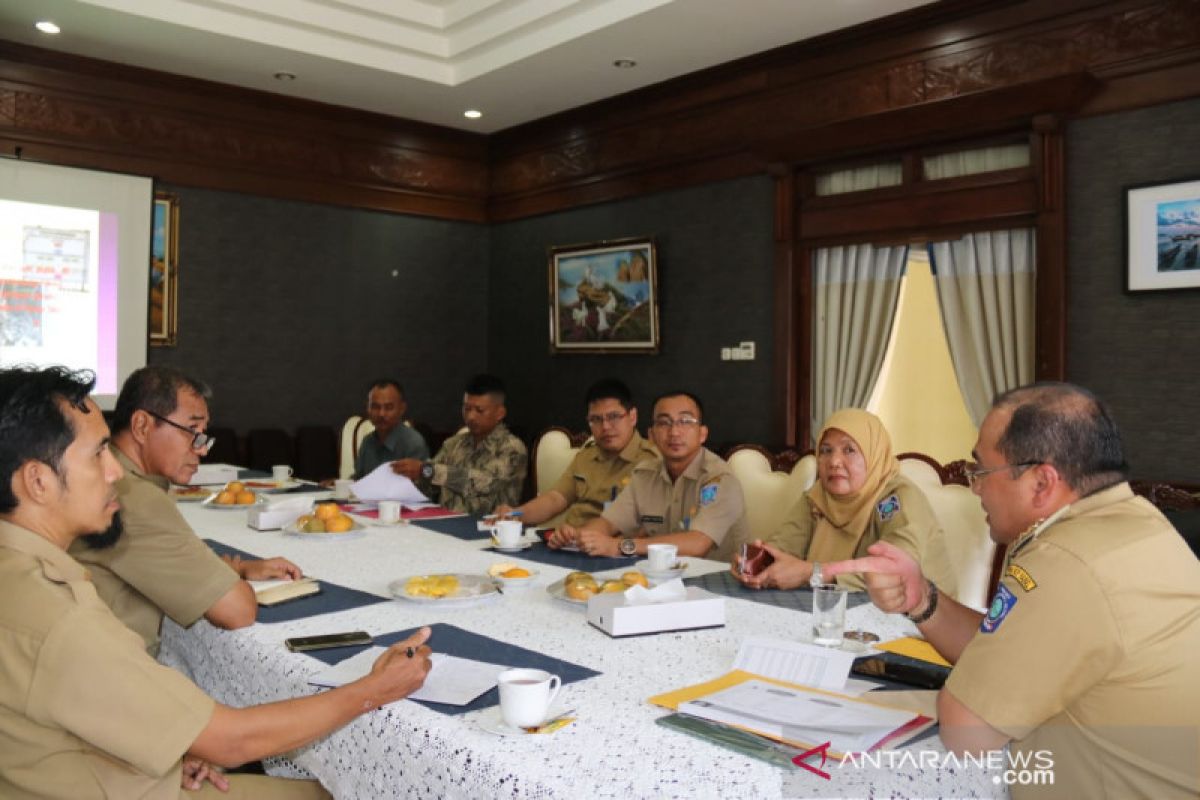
651, 389, 705, 421
464, 374, 506, 404
0, 365, 96, 513
368, 378, 406, 401
111, 366, 211, 435
993, 382, 1128, 496
585, 378, 633, 411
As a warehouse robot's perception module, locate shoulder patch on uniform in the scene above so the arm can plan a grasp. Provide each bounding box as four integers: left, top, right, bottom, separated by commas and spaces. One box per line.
1006, 564, 1037, 592
876, 494, 900, 521
980, 585, 1018, 634
700, 483, 719, 506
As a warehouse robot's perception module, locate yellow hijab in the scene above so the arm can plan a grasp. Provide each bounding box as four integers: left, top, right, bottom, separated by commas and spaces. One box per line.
805, 409, 900, 560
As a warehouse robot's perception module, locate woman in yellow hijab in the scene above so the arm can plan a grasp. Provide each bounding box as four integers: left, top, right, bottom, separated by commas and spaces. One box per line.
735, 408, 957, 594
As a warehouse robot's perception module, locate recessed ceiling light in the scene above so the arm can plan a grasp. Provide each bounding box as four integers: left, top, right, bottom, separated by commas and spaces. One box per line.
273, 71, 296, 81
463, 109, 482, 119
613, 59, 637, 69
35, 20, 61, 35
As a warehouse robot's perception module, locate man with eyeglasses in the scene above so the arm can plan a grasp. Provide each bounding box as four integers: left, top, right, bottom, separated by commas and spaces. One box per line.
824, 383, 1200, 798
71, 366, 300, 654
550, 390, 747, 561
494, 379, 658, 527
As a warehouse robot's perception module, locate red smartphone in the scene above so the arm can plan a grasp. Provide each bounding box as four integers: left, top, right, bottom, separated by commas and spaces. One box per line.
737, 543, 774, 577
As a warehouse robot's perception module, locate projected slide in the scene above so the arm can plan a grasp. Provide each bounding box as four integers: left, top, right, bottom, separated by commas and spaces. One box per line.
0, 200, 118, 393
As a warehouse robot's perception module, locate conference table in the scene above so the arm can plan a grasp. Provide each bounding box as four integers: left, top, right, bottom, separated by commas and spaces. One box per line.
160, 497, 1005, 799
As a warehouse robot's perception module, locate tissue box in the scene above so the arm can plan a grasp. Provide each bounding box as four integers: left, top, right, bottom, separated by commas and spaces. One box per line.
586, 587, 725, 637
248, 505, 304, 531
188, 464, 241, 486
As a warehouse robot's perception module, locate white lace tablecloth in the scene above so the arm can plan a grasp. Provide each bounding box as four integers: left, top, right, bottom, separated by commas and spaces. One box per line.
162, 503, 1006, 799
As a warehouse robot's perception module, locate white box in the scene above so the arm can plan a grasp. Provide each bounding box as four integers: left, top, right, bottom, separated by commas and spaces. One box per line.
247, 506, 302, 531
188, 464, 241, 486
586, 587, 725, 637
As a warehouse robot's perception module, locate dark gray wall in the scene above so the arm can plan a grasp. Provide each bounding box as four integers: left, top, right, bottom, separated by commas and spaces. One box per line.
149, 186, 489, 434
1067, 97, 1200, 483
489, 175, 776, 449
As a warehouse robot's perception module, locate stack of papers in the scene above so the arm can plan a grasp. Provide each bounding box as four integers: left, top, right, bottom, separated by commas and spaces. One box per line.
249, 577, 320, 606
350, 465, 431, 504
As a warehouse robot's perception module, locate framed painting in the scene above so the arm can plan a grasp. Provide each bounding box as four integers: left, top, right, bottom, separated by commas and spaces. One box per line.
548, 237, 659, 354
1126, 177, 1200, 292
149, 191, 179, 346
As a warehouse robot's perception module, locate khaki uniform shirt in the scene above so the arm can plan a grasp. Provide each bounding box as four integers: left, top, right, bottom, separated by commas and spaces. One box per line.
550, 431, 659, 528
0, 521, 214, 799
764, 474, 958, 597
425, 423, 528, 515
70, 447, 240, 654
947, 483, 1200, 799
602, 447, 747, 562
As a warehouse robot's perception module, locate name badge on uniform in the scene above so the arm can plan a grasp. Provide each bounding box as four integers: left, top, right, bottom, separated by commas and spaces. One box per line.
700, 483, 718, 506
980, 585, 1018, 634
639, 514, 664, 524
876, 494, 900, 521
1006, 564, 1037, 592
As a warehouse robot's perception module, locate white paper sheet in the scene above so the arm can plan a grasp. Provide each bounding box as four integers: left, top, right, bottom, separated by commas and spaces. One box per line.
308, 649, 507, 706
350, 464, 431, 504
732, 636, 854, 691
679, 679, 916, 754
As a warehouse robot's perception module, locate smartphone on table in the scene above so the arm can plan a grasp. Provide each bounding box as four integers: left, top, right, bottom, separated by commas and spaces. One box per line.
284, 631, 373, 652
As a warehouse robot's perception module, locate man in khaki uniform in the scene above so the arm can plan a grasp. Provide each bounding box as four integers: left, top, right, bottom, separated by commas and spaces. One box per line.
70, 366, 300, 654
826, 383, 1200, 798
0, 365, 433, 798
495, 379, 658, 527
552, 390, 747, 562
395, 374, 527, 515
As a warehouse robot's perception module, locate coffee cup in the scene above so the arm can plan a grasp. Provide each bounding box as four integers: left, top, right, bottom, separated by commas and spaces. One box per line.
498, 668, 561, 729
494, 519, 523, 549
272, 465, 294, 482
377, 500, 401, 524
333, 479, 353, 500
647, 543, 678, 572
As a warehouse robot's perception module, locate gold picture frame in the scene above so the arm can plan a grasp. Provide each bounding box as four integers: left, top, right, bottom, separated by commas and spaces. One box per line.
548, 237, 660, 354
150, 191, 179, 346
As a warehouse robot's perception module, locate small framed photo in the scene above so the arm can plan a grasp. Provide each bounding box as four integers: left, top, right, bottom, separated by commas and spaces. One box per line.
1126, 177, 1200, 292
150, 192, 180, 345
548, 237, 659, 354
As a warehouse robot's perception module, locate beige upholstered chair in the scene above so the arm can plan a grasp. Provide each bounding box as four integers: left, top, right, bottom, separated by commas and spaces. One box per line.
898, 454, 994, 611
726, 446, 817, 551
337, 415, 375, 479
532, 427, 586, 496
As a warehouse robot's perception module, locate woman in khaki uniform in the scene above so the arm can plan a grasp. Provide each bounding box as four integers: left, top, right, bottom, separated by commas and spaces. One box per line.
734, 408, 956, 596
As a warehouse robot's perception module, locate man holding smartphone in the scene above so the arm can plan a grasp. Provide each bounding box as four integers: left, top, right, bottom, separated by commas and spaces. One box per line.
0, 366, 433, 798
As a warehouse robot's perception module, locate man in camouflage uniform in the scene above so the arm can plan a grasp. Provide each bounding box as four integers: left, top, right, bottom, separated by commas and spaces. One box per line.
495, 378, 658, 527
396, 374, 527, 515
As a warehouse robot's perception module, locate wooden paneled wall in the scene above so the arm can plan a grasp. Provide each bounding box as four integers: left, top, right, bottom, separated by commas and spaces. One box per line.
1, 0, 1197, 223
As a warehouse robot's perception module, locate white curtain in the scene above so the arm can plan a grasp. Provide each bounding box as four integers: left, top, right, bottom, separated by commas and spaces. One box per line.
814, 161, 903, 196
811, 243, 908, 440
928, 229, 1036, 425
923, 144, 1030, 180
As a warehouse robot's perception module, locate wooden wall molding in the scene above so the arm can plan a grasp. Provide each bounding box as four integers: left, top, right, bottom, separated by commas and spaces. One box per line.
0, 0, 1197, 222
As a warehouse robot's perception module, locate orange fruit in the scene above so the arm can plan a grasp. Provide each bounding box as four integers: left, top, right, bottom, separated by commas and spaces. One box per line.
215, 490, 236, 505
325, 514, 353, 533
622, 571, 648, 588
314, 503, 340, 521
226, 481, 244, 493
565, 580, 597, 601
502, 567, 531, 578
235, 490, 256, 505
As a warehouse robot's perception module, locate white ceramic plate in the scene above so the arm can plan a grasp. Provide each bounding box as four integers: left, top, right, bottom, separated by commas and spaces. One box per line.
390, 574, 499, 604
282, 519, 366, 540
242, 479, 303, 493
170, 487, 214, 503
200, 494, 267, 510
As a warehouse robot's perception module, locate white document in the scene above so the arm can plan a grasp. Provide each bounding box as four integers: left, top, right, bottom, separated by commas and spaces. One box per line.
733, 636, 855, 691
308, 649, 506, 706
679, 679, 916, 754
350, 464, 431, 504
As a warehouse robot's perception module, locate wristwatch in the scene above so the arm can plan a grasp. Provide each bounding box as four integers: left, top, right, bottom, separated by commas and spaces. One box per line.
420, 461, 434, 480
618, 537, 638, 557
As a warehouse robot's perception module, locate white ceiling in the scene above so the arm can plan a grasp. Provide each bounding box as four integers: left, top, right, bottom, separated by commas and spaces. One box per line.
0, 0, 934, 133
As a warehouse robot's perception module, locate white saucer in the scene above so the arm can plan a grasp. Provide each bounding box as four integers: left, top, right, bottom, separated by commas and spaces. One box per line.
475, 706, 565, 737
491, 542, 532, 553
637, 559, 688, 580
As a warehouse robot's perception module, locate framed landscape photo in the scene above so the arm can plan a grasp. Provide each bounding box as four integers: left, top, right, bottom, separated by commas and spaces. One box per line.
548, 237, 660, 354
149, 191, 179, 345
1126, 177, 1200, 292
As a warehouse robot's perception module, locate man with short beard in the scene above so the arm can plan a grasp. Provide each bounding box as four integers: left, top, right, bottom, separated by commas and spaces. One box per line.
71, 366, 300, 654
0, 365, 433, 798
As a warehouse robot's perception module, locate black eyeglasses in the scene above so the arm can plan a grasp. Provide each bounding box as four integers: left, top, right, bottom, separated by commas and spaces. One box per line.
586, 410, 628, 427
963, 461, 1040, 487
143, 409, 215, 452
651, 416, 701, 432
